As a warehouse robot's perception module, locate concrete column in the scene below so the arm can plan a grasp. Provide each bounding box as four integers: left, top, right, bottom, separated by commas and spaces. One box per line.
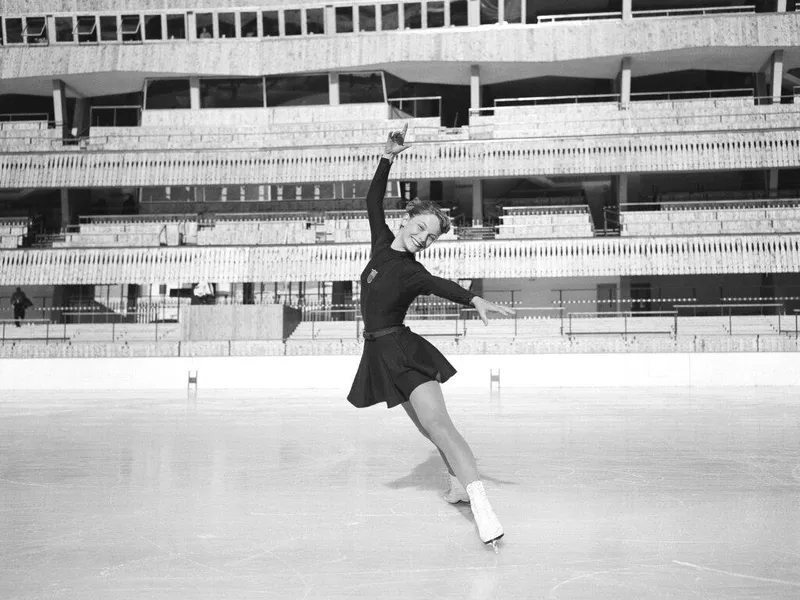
189, 77, 201, 109
616, 174, 629, 207
622, 0, 632, 20
777, 0, 787, 11
60, 189, 71, 228
71, 97, 89, 138
468, 0, 480, 26
325, 5, 335, 34
770, 50, 784, 103
46, 16, 57, 44
471, 180, 483, 226
768, 169, 779, 197
470, 65, 481, 115
619, 57, 632, 108
329, 73, 340, 106
187, 11, 197, 40
52, 79, 69, 138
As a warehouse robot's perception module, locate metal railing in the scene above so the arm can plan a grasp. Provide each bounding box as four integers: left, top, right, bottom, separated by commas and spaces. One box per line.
619, 196, 800, 211
632, 5, 755, 19
0, 113, 50, 123
629, 88, 754, 102
537, 11, 622, 24
494, 93, 621, 108
565, 310, 679, 337
674, 303, 784, 336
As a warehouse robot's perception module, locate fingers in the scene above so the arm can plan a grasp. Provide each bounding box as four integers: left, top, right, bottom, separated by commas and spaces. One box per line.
401, 122, 408, 136
486, 303, 515, 316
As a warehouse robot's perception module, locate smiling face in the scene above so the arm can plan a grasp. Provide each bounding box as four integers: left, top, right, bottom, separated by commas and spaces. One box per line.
398, 213, 442, 254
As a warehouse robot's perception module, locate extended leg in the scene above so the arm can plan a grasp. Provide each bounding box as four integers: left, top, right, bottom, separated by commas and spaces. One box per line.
408, 380, 503, 548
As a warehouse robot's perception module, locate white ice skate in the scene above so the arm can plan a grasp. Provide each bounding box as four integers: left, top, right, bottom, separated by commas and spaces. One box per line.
466, 481, 504, 552
443, 472, 470, 504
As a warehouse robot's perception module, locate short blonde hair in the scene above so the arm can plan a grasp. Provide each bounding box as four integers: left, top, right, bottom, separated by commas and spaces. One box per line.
405, 197, 451, 235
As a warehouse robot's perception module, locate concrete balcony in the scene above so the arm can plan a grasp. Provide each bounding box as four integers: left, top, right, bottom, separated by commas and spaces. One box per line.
1, 124, 798, 186
2, 234, 798, 285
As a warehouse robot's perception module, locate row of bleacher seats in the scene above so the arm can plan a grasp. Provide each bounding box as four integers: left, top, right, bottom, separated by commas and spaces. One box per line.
0, 315, 783, 345
288, 314, 784, 340
52, 209, 457, 248
620, 204, 800, 236
0, 217, 30, 248
471, 97, 800, 139
496, 206, 594, 239
90, 117, 445, 150
4, 94, 798, 152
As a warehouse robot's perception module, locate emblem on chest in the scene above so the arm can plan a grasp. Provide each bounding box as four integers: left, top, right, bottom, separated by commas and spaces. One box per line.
367, 269, 378, 284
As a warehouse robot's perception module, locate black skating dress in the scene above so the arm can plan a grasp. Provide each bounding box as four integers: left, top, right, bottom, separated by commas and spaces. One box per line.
347, 158, 476, 409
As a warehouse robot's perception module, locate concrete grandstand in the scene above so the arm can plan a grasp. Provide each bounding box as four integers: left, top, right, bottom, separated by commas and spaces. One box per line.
1, 0, 800, 358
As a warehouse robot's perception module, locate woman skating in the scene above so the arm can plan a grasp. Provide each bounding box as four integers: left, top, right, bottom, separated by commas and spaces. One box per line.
347, 124, 514, 550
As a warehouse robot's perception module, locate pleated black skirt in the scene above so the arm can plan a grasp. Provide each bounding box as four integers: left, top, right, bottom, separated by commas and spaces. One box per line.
347, 326, 458, 409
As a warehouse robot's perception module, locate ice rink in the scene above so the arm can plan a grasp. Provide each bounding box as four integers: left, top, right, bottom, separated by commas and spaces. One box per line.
2, 385, 799, 599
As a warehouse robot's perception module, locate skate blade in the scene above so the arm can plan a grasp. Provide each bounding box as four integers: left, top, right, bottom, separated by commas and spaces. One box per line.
484, 533, 504, 553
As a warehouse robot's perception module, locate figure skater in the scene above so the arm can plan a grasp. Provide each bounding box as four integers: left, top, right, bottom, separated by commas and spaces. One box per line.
347, 124, 515, 550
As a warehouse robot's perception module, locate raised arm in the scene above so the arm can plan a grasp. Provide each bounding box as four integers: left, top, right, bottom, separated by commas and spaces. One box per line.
366, 157, 393, 249
367, 124, 411, 251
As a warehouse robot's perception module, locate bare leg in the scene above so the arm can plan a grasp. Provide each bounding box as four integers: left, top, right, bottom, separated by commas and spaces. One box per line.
401, 400, 455, 476
408, 380, 479, 488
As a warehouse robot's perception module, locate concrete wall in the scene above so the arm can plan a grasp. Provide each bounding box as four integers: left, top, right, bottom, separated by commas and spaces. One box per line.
482, 277, 622, 314
181, 304, 299, 340
1, 353, 798, 390
140, 104, 390, 128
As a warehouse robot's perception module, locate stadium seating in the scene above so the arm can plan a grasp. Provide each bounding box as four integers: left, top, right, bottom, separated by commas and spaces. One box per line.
496, 206, 594, 239
620, 203, 800, 236
0, 217, 30, 248
54, 208, 456, 248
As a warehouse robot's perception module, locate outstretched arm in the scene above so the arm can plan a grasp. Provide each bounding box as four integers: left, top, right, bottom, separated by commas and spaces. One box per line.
367, 124, 411, 250
404, 263, 516, 324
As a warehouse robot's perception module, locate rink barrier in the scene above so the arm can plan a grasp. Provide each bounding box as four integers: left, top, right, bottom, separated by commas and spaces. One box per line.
0, 334, 798, 360
0, 351, 798, 390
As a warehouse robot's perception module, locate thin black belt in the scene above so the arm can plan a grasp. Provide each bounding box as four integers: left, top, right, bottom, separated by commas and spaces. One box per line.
363, 325, 404, 341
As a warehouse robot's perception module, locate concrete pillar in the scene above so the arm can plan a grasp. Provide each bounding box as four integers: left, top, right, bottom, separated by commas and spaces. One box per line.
189, 77, 201, 109
619, 57, 632, 108
71, 97, 89, 137
770, 50, 784, 103
616, 174, 629, 207
768, 169, 779, 197
470, 65, 481, 115
52, 79, 69, 138
777, 0, 787, 11
622, 0, 632, 20
187, 11, 197, 40
468, 0, 480, 26
325, 5, 335, 34
46, 16, 57, 44
329, 73, 340, 106
471, 180, 483, 226
60, 189, 71, 228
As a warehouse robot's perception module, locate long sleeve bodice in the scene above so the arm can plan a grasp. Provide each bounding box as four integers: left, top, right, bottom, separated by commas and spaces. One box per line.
359, 158, 475, 331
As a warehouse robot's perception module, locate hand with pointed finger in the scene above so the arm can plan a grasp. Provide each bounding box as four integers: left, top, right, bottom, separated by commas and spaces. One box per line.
470, 296, 516, 326
383, 122, 411, 159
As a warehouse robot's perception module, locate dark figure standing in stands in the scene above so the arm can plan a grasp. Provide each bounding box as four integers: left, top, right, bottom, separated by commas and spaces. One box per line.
347, 124, 514, 551
10, 287, 32, 327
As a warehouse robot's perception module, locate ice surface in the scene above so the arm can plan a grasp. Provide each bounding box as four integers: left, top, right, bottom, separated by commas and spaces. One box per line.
1, 386, 799, 599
